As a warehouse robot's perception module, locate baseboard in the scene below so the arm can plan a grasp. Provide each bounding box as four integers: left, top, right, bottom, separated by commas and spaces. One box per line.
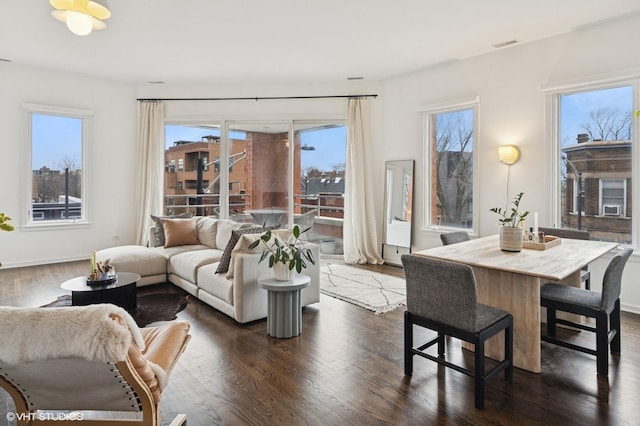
622, 303, 640, 315
1, 255, 88, 269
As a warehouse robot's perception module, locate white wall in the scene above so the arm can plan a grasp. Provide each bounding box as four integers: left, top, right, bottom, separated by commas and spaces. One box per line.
0, 64, 137, 267
2, 13, 639, 312
378, 13, 640, 312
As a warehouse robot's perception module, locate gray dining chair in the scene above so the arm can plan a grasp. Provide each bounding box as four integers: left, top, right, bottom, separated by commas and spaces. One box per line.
540, 247, 632, 377
538, 227, 591, 289
401, 254, 513, 409
439, 231, 470, 246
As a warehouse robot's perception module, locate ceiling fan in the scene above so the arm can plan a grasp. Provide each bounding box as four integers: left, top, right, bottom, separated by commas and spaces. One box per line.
50, 0, 111, 36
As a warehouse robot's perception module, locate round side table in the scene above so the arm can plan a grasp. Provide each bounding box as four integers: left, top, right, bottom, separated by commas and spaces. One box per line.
258, 274, 310, 338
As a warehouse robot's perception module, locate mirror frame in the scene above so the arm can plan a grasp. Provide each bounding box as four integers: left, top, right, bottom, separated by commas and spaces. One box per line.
383, 159, 415, 249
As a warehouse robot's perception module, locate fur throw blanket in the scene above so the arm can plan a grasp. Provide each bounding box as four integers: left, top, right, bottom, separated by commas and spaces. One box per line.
0, 304, 145, 365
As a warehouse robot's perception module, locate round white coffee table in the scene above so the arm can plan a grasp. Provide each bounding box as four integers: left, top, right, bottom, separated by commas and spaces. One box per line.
258, 274, 310, 338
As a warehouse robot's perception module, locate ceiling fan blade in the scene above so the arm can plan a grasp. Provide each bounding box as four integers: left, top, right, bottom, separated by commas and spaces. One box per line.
89, 16, 107, 30
51, 9, 70, 23
86, 1, 111, 20
49, 0, 75, 11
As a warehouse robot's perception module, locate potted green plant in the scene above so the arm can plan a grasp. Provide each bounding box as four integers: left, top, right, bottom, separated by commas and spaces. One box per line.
490, 192, 529, 252
0, 212, 15, 268
248, 224, 316, 281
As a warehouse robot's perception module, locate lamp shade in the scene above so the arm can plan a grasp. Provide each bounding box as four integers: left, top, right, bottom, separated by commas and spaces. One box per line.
50, 0, 111, 36
498, 145, 520, 165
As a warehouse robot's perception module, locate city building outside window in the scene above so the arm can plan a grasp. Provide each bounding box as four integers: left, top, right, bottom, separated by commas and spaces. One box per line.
549, 83, 634, 244
422, 98, 477, 231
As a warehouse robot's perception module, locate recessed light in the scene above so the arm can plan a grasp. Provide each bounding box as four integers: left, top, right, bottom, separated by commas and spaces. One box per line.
492, 40, 518, 48
347, 76, 364, 80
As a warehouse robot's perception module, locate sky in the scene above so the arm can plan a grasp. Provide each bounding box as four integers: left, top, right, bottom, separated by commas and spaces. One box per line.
560, 85, 633, 146
32, 114, 82, 170
165, 124, 346, 172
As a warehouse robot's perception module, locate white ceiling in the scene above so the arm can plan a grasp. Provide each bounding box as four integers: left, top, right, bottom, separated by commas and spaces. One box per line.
2, 1, 640, 84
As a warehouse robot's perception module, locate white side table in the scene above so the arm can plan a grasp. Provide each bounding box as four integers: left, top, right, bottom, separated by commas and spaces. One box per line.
258, 274, 310, 338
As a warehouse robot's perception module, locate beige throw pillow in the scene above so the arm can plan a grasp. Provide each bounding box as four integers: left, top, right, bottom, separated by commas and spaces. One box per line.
161, 217, 199, 248
215, 219, 251, 250
196, 216, 218, 249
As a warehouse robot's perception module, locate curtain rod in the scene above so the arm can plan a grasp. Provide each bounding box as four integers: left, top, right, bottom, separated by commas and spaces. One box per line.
136, 94, 378, 102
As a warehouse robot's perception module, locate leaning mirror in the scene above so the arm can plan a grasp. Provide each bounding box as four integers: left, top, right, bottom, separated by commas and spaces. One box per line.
382, 160, 414, 265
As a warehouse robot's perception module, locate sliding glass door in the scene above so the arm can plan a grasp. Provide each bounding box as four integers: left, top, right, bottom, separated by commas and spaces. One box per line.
164, 120, 346, 255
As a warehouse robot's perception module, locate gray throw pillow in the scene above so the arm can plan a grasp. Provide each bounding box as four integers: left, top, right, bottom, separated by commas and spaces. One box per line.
151, 212, 193, 247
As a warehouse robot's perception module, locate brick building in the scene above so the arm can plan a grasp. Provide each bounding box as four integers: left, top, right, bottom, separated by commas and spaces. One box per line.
563, 135, 631, 243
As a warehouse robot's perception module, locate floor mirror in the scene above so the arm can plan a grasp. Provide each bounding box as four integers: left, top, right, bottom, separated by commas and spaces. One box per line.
382, 160, 414, 266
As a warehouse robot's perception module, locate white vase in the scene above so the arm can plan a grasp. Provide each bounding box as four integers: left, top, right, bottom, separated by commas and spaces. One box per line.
499, 226, 523, 252
273, 262, 294, 281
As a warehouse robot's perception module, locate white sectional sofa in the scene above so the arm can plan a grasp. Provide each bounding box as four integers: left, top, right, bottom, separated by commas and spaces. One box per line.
97, 216, 320, 324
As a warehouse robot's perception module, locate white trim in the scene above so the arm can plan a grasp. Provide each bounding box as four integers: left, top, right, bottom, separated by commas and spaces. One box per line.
547, 78, 637, 244
541, 67, 640, 93
22, 104, 93, 229
418, 96, 479, 113
421, 98, 479, 235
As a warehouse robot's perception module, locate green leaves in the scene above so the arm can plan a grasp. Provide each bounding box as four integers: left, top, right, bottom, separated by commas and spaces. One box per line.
250, 224, 316, 272
0, 213, 14, 232
490, 192, 528, 228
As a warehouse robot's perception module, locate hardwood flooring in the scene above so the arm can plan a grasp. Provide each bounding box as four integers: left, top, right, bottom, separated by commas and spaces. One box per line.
1, 261, 639, 425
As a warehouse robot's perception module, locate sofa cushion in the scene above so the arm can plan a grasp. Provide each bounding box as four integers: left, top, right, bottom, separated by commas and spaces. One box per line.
162, 217, 199, 248
150, 213, 193, 247
215, 226, 276, 275
215, 220, 252, 252
196, 217, 218, 249
97, 245, 167, 278
168, 249, 224, 283
198, 263, 234, 305
225, 228, 294, 279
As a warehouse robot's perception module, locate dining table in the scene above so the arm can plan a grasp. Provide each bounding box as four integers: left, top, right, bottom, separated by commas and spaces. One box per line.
414, 234, 618, 373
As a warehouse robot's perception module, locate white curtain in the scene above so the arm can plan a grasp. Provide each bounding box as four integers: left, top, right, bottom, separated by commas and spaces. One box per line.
135, 101, 165, 245
343, 98, 384, 264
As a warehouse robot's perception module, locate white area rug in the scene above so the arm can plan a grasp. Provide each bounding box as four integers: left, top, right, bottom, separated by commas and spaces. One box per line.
320, 263, 406, 314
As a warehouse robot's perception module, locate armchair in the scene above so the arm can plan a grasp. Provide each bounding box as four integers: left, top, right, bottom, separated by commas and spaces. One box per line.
0, 304, 190, 425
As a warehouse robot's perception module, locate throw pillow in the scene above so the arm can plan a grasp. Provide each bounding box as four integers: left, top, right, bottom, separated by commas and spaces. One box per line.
215, 219, 252, 250
225, 229, 292, 279
215, 225, 280, 274
150, 213, 193, 247
161, 217, 200, 248
196, 216, 218, 249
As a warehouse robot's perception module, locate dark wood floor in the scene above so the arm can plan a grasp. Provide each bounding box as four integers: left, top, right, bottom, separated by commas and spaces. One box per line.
1, 261, 639, 425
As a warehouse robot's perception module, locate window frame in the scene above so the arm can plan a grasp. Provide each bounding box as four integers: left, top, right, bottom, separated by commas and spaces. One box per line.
22, 103, 93, 229
545, 76, 639, 245
420, 96, 479, 234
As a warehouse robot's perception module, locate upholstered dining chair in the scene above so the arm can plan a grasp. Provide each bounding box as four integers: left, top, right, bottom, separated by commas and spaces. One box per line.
401, 254, 513, 409
0, 304, 191, 426
540, 247, 632, 377
439, 231, 470, 246
538, 226, 592, 289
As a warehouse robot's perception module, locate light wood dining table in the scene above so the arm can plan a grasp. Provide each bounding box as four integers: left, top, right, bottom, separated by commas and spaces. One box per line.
414, 234, 618, 373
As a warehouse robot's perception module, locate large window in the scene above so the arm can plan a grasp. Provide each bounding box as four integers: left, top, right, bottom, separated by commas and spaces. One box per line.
551, 84, 634, 243
164, 121, 346, 255
423, 99, 477, 230
24, 104, 91, 225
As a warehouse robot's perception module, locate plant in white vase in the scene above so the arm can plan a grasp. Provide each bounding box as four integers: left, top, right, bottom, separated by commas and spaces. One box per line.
490, 192, 529, 252
248, 224, 316, 281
